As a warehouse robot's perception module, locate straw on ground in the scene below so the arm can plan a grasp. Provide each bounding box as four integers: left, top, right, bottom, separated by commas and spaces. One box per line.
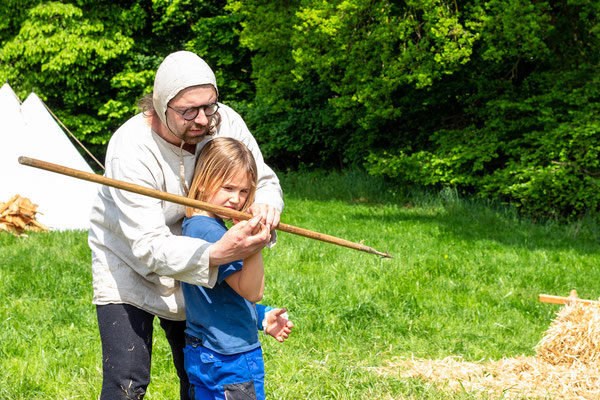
374, 297, 600, 399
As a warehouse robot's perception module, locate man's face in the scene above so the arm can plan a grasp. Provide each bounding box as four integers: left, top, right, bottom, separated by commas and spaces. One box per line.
165, 85, 218, 145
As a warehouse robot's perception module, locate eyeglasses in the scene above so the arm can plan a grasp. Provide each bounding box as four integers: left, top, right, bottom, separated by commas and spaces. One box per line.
168, 102, 219, 121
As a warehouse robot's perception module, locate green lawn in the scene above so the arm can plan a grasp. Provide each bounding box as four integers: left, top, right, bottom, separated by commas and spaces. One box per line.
1, 170, 599, 399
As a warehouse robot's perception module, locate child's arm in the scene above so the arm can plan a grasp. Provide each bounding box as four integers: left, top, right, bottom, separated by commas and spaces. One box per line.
224, 249, 265, 303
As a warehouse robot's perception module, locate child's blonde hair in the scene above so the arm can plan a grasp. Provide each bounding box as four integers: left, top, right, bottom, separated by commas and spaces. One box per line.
186, 137, 258, 218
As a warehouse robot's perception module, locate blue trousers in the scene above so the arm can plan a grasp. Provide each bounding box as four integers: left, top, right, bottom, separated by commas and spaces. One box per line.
184, 339, 265, 400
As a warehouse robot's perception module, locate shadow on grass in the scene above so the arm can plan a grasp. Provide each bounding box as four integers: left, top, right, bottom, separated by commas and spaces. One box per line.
349, 202, 600, 255
279, 169, 600, 255
279, 168, 410, 206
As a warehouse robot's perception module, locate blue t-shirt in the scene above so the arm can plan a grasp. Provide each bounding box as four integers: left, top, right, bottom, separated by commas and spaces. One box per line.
181, 215, 260, 355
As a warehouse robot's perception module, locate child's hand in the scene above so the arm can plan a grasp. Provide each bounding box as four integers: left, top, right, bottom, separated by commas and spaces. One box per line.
232, 217, 268, 237
247, 203, 280, 231
264, 308, 293, 343
247, 219, 269, 237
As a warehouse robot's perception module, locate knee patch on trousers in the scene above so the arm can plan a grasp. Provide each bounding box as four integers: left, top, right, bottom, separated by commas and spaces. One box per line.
224, 381, 257, 400
120, 381, 146, 400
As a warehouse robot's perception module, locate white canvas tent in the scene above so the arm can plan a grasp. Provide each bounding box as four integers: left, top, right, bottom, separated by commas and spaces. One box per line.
0, 82, 98, 230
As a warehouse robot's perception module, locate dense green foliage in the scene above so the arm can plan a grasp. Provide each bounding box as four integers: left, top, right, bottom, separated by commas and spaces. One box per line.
2, 171, 600, 398
0, 0, 247, 160
1, 0, 599, 218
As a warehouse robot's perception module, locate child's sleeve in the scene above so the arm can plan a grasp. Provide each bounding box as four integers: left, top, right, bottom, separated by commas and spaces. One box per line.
183, 218, 243, 284
217, 259, 243, 284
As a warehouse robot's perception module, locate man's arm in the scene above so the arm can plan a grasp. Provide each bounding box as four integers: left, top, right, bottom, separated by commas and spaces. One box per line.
102, 154, 218, 286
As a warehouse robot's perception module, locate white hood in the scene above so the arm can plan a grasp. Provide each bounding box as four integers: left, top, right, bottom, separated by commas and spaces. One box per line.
152, 51, 218, 127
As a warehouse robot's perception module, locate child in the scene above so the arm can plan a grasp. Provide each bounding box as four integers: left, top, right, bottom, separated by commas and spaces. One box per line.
181, 137, 290, 400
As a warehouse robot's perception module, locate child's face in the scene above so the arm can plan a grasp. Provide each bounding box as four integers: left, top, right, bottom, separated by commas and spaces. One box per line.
206, 170, 252, 218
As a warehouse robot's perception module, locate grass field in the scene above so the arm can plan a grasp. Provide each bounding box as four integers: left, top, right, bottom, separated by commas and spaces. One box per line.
1, 170, 599, 399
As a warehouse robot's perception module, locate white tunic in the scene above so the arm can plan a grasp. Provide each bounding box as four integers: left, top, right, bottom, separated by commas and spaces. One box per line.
88, 104, 283, 320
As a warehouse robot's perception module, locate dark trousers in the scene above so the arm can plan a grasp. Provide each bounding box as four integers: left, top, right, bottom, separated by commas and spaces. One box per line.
96, 303, 190, 400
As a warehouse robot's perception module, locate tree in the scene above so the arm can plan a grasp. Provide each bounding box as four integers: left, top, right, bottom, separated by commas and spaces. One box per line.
2, 0, 599, 217
0, 0, 253, 166
364, 0, 600, 218
230, 0, 480, 167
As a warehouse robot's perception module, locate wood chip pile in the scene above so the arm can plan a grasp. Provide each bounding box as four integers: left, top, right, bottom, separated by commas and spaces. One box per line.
374, 299, 600, 399
0, 194, 50, 235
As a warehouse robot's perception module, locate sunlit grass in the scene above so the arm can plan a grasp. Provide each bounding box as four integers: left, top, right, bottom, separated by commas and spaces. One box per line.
1, 170, 599, 399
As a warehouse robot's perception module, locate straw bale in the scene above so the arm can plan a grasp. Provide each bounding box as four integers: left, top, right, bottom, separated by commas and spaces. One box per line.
536, 300, 600, 366
0, 194, 49, 236
374, 300, 600, 399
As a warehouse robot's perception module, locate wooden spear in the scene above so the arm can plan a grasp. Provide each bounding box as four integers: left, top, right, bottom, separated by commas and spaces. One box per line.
18, 156, 392, 258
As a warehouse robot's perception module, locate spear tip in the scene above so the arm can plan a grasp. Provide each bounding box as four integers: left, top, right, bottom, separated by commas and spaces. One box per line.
381, 250, 393, 259
377, 250, 393, 258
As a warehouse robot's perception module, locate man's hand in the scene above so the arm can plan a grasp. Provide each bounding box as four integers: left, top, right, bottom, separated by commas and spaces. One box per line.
264, 308, 293, 343
247, 203, 280, 231
209, 216, 270, 266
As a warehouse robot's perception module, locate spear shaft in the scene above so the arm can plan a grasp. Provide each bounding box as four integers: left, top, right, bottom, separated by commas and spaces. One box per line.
18, 156, 392, 258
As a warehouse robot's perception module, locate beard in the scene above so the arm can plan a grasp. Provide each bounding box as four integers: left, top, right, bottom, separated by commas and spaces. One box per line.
168, 119, 213, 145
181, 123, 211, 144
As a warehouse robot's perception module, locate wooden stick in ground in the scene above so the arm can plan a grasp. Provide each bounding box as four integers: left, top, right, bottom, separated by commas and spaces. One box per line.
18, 156, 392, 258
539, 293, 598, 305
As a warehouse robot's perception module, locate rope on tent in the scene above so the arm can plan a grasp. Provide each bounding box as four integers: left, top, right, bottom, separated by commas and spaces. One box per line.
40, 98, 105, 171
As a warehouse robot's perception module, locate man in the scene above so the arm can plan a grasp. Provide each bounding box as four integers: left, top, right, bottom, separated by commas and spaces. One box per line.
88, 51, 291, 399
